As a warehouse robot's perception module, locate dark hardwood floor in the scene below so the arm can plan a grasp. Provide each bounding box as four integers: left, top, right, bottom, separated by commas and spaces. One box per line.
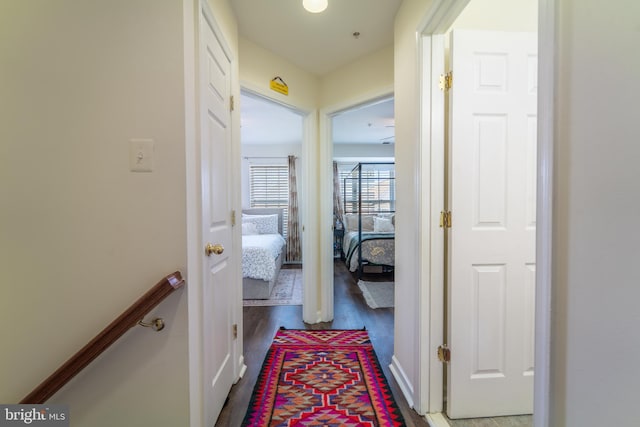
214, 260, 429, 426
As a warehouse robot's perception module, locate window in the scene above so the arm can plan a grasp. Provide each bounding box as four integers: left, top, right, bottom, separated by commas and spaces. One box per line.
338, 162, 395, 214
249, 164, 289, 236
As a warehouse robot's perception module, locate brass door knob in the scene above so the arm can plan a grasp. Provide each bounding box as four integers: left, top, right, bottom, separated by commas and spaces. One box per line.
205, 243, 224, 256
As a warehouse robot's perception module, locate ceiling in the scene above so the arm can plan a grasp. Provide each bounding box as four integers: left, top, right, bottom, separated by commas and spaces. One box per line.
240, 92, 394, 146
240, 93, 303, 145
332, 97, 394, 144
232, 0, 399, 146
230, 0, 402, 76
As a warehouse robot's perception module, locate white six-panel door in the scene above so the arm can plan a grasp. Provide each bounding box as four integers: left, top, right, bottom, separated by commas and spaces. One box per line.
447, 30, 537, 419
200, 9, 235, 426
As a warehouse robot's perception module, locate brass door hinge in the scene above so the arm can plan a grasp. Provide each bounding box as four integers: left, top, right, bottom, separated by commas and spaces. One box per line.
439, 211, 452, 228
230, 95, 235, 112
232, 324, 238, 339
439, 71, 453, 91
437, 345, 451, 363
231, 210, 236, 226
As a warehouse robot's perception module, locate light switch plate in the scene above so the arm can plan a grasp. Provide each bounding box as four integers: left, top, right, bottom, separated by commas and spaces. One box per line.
129, 139, 154, 172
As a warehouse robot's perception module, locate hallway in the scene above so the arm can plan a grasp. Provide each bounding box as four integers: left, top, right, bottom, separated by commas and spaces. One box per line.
215, 261, 428, 426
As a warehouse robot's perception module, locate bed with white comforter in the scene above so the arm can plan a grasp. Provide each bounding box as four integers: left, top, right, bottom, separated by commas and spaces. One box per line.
241, 208, 286, 299
242, 233, 286, 282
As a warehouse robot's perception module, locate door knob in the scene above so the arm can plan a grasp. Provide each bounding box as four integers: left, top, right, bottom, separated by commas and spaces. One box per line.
205, 243, 224, 256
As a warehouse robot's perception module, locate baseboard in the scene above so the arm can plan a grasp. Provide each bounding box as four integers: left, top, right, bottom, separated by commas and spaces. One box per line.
236, 356, 247, 383
389, 355, 414, 409
425, 413, 450, 427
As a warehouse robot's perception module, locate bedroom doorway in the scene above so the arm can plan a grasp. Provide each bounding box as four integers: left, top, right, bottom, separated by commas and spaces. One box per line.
331, 97, 395, 309
239, 90, 305, 309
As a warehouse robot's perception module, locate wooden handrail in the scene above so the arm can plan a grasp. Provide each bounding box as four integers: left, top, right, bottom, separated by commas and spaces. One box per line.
20, 271, 185, 404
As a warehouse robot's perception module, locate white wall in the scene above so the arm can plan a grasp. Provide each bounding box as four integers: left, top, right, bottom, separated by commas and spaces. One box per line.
238, 37, 393, 113
320, 46, 394, 108
551, 1, 640, 425
333, 143, 395, 160
450, 0, 537, 32
239, 37, 319, 112
0, 1, 189, 425
392, 0, 436, 410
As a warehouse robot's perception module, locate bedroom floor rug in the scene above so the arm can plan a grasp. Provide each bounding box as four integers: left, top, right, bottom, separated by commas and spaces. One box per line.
358, 280, 395, 309
243, 269, 302, 307
242, 328, 406, 426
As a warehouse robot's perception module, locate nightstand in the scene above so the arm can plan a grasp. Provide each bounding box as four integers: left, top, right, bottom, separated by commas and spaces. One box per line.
334, 228, 344, 258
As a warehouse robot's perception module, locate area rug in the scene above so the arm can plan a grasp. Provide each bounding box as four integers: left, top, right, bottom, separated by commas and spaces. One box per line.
242, 328, 406, 426
243, 269, 302, 306
358, 280, 395, 309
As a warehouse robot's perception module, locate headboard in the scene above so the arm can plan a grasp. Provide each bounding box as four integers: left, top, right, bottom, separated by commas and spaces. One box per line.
242, 208, 284, 235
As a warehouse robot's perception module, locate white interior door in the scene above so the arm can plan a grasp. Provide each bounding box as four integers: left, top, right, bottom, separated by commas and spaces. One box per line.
200, 9, 235, 426
447, 29, 537, 419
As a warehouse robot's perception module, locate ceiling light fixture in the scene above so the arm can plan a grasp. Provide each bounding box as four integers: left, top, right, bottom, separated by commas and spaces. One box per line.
303, 0, 328, 13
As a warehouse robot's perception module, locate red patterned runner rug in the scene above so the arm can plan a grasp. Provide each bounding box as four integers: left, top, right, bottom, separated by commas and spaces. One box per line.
242, 328, 406, 426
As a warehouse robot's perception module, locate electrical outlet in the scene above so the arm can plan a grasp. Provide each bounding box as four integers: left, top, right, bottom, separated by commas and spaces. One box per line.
129, 138, 154, 172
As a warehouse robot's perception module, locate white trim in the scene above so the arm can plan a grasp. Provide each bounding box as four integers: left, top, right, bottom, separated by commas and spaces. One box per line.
417, 0, 469, 417
533, 0, 555, 426
326, 90, 394, 116
240, 83, 311, 116
418, 0, 470, 34
184, 1, 203, 426
389, 355, 415, 409
301, 112, 321, 323
425, 413, 451, 427
417, 0, 552, 424
318, 86, 394, 323
416, 31, 431, 415
428, 33, 447, 414
417, 32, 447, 415
318, 110, 334, 322
230, 48, 245, 391
236, 355, 247, 380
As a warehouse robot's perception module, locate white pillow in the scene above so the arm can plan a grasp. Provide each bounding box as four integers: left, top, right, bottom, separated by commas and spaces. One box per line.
361, 215, 375, 231
374, 216, 394, 232
343, 214, 357, 231
343, 214, 375, 232
242, 214, 278, 234
242, 222, 259, 235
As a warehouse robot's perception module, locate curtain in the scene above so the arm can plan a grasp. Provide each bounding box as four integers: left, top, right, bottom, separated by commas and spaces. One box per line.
286, 155, 301, 262
333, 161, 344, 228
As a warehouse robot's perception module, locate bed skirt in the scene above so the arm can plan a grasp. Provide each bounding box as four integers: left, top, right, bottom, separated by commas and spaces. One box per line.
243, 251, 284, 299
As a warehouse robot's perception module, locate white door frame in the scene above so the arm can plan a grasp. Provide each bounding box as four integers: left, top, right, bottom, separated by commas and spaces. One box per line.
236, 83, 318, 324
318, 86, 395, 323
417, 0, 554, 426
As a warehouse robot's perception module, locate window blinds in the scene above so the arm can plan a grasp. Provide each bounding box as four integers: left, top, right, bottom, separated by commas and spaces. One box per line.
249, 164, 289, 236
